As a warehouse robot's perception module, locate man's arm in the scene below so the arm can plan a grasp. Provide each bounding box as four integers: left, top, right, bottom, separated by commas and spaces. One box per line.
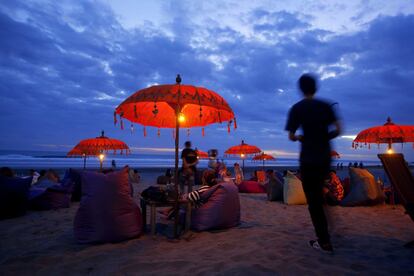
328, 120, 342, 140
288, 131, 304, 142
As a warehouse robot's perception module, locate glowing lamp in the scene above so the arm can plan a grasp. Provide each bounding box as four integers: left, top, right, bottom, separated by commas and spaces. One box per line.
178, 113, 186, 123
99, 153, 105, 161
387, 148, 394, 154
240, 153, 245, 158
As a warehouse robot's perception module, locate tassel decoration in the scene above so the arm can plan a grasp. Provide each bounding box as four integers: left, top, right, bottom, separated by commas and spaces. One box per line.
143, 126, 147, 137
202, 128, 205, 137
113, 112, 117, 125
187, 128, 190, 137
227, 122, 231, 133
368, 144, 370, 149
130, 124, 134, 134
120, 118, 124, 130
234, 117, 237, 129
352, 142, 355, 149
157, 128, 160, 137
173, 130, 176, 139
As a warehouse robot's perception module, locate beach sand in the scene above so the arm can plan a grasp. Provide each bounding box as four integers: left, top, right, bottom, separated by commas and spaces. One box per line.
1, 168, 414, 275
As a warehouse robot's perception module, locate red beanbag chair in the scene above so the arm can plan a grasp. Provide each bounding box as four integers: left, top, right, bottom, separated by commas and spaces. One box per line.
191, 182, 240, 231
238, 180, 266, 193
74, 167, 142, 243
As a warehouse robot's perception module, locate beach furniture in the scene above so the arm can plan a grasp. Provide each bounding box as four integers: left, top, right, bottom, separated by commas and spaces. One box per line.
238, 180, 266, 193
256, 170, 266, 183
341, 167, 385, 206
115, 74, 236, 238
378, 153, 414, 247
74, 167, 142, 243
283, 171, 307, 205
252, 152, 276, 170
191, 182, 240, 231
0, 175, 32, 220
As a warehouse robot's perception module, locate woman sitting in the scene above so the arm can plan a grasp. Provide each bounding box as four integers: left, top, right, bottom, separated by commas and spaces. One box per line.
323, 170, 344, 205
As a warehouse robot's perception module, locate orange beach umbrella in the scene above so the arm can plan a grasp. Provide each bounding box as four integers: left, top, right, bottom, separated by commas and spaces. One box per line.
67, 131, 130, 169
252, 152, 275, 170
225, 140, 261, 170
330, 150, 340, 158
115, 75, 235, 237
195, 148, 209, 159
353, 117, 414, 151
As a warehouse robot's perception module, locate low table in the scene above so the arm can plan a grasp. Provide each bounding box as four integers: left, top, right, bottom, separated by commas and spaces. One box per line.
140, 198, 192, 237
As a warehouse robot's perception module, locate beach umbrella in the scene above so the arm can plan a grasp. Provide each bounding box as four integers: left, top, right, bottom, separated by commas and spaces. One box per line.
353, 117, 414, 153
195, 148, 209, 159
67, 131, 130, 170
252, 152, 276, 170
225, 140, 261, 170
331, 150, 340, 158
115, 74, 235, 237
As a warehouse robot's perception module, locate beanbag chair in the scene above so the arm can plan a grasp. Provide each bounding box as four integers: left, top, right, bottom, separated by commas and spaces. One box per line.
191, 182, 240, 231
266, 177, 284, 201
283, 171, 307, 205
29, 179, 73, 210
74, 167, 142, 243
341, 168, 385, 207
62, 169, 82, 202
238, 180, 266, 193
0, 175, 32, 220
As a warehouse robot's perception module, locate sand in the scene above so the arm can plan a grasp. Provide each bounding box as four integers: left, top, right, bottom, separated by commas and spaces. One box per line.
1, 169, 414, 275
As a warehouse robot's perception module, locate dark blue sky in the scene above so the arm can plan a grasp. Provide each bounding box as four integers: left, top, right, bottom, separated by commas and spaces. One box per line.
1, 1, 414, 160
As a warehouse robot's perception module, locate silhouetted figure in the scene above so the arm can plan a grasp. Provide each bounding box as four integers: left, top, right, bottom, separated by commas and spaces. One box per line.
111, 160, 116, 169
180, 141, 198, 193
340, 163, 343, 170
353, 162, 358, 168
286, 73, 341, 254
348, 162, 352, 168
359, 162, 364, 169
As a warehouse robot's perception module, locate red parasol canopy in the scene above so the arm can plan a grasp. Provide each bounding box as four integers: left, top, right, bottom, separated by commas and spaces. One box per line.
330, 150, 340, 158
195, 148, 209, 159
67, 131, 130, 169
225, 140, 261, 170
353, 117, 414, 150
225, 140, 261, 156
115, 75, 235, 237
252, 152, 276, 170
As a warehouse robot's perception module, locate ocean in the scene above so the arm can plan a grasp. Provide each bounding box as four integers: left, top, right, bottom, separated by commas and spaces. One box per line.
0, 149, 382, 170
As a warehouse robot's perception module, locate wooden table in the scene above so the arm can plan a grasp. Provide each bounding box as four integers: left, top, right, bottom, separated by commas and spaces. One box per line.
140, 198, 192, 237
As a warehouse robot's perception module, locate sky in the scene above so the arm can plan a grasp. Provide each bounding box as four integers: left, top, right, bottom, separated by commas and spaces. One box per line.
1, 0, 414, 160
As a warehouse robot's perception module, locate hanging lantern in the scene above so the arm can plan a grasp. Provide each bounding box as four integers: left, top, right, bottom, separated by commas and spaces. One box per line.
143, 126, 147, 137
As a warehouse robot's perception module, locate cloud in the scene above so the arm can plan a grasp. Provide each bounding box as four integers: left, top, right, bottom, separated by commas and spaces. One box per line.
0, 0, 413, 160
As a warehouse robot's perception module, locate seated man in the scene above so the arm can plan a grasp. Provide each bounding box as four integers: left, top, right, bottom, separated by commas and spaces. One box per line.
186, 170, 217, 208
323, 170, 344, 205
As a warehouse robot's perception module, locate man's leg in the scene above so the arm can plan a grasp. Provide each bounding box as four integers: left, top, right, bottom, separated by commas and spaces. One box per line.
300, 164, 330, 245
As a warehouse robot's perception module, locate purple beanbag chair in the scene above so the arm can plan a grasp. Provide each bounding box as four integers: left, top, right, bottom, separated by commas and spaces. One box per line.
0, 175, 32, 220
191, 182, 240, 231
238, 180, 266, 193
74, 167, 142, 243
29, 179, 73, 210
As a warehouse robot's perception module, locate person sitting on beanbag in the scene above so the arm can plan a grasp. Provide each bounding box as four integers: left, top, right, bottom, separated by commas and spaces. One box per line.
187, 170, 218, 208
323, 170, 344, 205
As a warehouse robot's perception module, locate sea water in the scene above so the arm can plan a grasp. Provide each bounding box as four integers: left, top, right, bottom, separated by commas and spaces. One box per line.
0, 149, 381, 170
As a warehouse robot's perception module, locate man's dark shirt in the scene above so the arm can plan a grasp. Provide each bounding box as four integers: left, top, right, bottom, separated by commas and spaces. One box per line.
285, 98, 337, 165
181, 148, 197, 173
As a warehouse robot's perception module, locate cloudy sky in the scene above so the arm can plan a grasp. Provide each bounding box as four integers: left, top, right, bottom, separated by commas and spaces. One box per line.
1, 0, 414, 160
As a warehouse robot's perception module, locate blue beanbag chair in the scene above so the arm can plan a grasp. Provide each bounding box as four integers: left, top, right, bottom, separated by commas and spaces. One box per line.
62, 169, 82, 202
191, 182, 240, 231
74, 167, 142, 243
0, 175, 32, 220
29, 179, 73, 210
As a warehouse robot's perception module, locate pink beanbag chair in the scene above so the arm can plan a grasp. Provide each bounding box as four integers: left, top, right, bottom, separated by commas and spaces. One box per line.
191, 182, 240, 231
238, 180, 266, 193
74, 167, 142, 243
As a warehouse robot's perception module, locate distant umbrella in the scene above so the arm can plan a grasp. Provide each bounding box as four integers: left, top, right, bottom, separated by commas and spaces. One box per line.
195, 148, 209, 159
353, 117, 414, 152
331, 150, 340, 158
67, 131, 129, 170
252, 152, 276, 170
225, 140, 262, 170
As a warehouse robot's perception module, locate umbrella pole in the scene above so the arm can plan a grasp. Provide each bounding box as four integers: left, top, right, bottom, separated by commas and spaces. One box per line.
83, 156, 86, 169
263, 159, 265, 170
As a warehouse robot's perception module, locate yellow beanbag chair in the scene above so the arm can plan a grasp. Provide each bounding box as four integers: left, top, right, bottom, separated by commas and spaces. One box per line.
283, 171, 307, 205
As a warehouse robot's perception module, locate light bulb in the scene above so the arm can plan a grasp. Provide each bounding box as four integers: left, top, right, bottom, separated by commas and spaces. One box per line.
178, 113, 186, 123
99, 153, 105, 160
387, 148, 394, 154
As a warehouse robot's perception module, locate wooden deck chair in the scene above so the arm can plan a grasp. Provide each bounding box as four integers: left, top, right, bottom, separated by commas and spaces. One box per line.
378, 153, 414, 248
256, 170, 266, 184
